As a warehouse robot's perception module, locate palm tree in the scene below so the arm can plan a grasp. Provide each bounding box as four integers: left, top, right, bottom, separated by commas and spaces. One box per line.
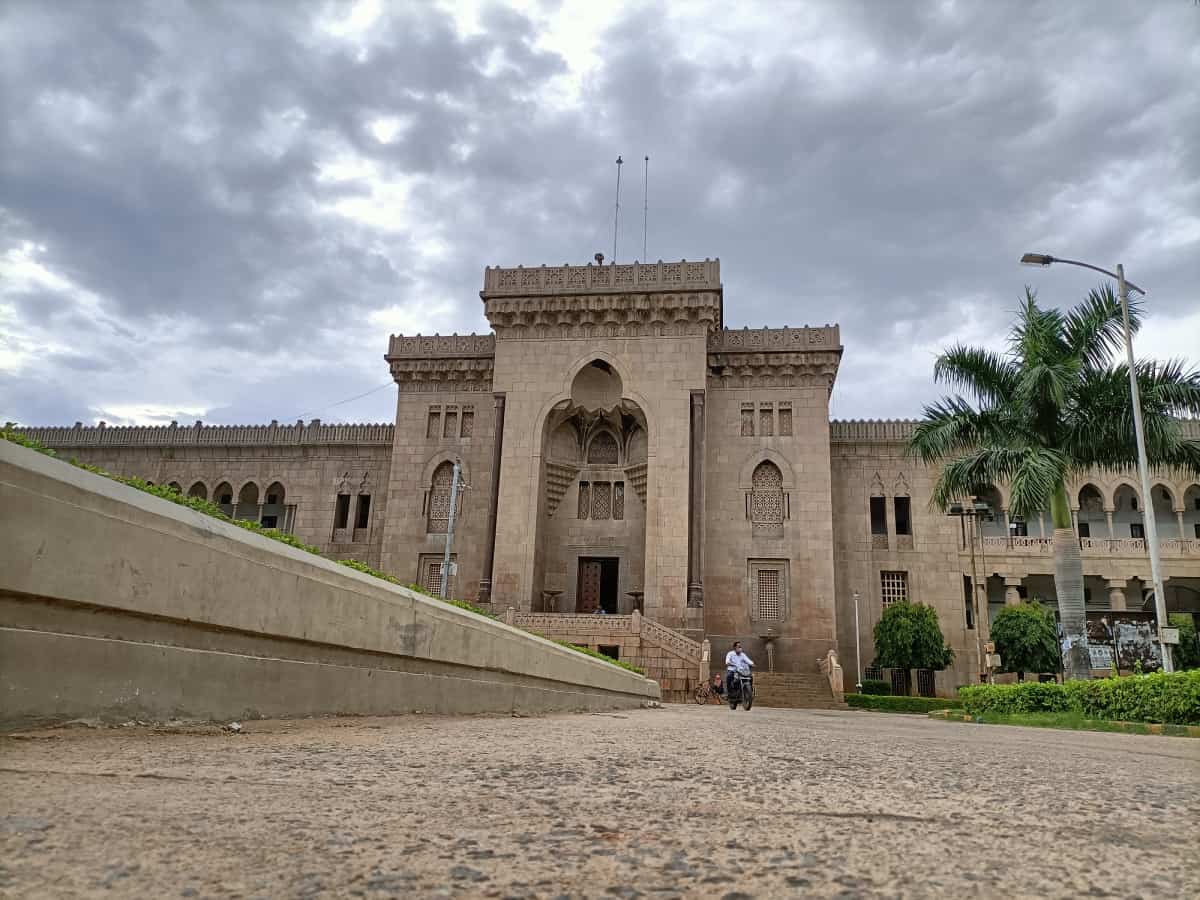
909, 286, 1200, 680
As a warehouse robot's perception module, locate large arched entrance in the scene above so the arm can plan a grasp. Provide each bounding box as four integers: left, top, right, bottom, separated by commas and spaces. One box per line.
533, 360, 648, 613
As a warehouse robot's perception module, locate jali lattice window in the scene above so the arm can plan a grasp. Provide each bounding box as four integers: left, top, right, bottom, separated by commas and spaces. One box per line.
759, 404, 774, 437
443, 406, 458, 439
578, 481, 591, 519
757, 569, 782, 620
427, 462, 454, 533
778, 404, 793, 436
881, 570, 909, 606
740, 404, 754, 436
460, 406, 474, 437
750, 461, 784, 527
418, 553, 456, 596
613, 482, 624, 520
426, 407, 441, 439
592, 482, 612, 519
587, 431, 618, 464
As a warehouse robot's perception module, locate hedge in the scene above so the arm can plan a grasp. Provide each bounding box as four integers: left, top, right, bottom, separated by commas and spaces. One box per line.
846, 694, 961, 713
957, 671, 1200, 725
857, 679, 892, 696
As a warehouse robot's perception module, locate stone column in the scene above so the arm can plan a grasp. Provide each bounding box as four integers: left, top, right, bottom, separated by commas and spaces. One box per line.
1002, 509, 1012, 548
1003, 576, 1023, 605
477, 392, 506, 604
686, 390, 705, 610
1177, 510, 1187, 540
1106, 578, 1127, 611
1105, 509, 1115, 540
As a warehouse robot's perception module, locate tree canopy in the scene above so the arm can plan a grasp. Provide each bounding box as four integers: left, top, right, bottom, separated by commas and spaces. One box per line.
990, 602, 1061, 679
873, 602, 953, 676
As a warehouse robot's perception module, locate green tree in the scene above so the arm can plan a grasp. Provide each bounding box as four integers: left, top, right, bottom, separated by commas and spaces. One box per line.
990, 602, 1061, 681
1169, 614, 1200, 671
908, 287, 1200, 680
872, 602, 953, 696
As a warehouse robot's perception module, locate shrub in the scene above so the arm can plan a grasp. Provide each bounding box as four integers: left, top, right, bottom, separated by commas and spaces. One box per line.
858, 679, 892, 696
958, 671, 1200, 724
872, 602, 953, 695
990, 602, 1061, 679
1169, 614, 1199, 671
551, 640, 646, 676
846, 694, 961, 713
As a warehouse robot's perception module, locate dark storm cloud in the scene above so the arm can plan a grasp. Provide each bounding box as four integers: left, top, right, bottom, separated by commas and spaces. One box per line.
1, 0, 1197, 426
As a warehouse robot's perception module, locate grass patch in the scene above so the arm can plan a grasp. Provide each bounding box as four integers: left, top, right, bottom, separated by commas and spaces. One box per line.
2, 427, 645, 678
846, 693, 962, 713
930, 709, 1200, 738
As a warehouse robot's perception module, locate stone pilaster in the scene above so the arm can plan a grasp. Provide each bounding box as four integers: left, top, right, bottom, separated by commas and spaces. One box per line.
1106, 578, 1127, 611
1003, 577, 1023, 605
477, 392, 506, 603
687, 390, 706, 610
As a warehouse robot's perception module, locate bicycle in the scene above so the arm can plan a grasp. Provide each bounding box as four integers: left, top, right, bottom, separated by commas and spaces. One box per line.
693, 676, 726, 704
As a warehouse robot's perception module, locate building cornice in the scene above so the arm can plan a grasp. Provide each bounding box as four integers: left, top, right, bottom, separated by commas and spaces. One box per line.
480, 259, 721, 298
8, 421, 396, 448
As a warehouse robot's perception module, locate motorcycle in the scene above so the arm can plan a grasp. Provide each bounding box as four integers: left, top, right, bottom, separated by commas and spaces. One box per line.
726, 670, 754, 710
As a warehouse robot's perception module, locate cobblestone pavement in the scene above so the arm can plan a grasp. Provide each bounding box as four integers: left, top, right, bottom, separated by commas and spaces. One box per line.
2, 706, 1197, 899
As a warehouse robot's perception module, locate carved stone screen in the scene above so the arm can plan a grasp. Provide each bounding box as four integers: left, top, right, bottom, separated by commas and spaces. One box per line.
427, 462, 454, 533
587, 431, 618, 464
757, 569, 782, 621
750, 461, 784, 527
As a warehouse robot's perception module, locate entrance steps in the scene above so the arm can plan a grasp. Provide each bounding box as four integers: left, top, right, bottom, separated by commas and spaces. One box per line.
752, 673, 847, 710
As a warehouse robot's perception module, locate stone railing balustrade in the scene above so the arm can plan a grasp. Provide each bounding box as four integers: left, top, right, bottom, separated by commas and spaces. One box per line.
972, 536, 1200, 558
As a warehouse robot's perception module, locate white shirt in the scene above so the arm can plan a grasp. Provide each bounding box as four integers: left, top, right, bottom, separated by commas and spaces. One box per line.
725, 650, 754, 674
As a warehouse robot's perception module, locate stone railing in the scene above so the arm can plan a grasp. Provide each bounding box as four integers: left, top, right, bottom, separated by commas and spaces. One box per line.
818, 649, 845, 703
829, 419, 919, 443
707, 325, 841, 352
481, 259, 721, 296
509, 611, 636, 637
638, 615, 705, 663
973, 536, 1200, 558
386, 333, 496, 359
9, 421, 395, 448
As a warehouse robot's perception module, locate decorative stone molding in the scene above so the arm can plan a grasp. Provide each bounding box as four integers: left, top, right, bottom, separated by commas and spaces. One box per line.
545, 462, 580, 518
388, 357, 495, 393
481, 259, 721, 297
386, 333, 495, 358
707, 325, 840, 351
484, 292, 723, 340
706, 350, 842, 391
11, 421, 395, 448
624, 462, 648, 504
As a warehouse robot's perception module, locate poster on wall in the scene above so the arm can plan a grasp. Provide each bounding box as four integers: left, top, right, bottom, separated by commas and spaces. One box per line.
1085, 612, 1162, 672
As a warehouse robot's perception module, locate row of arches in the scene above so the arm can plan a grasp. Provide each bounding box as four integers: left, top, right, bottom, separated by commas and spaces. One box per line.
171, 479, 290, 528
975, 480, 1200, 541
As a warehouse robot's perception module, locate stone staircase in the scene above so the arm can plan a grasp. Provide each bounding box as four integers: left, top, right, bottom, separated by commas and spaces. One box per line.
752, 672, 847, 710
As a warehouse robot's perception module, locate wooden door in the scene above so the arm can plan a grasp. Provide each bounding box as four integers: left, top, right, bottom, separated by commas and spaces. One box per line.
577, 559, 602, 613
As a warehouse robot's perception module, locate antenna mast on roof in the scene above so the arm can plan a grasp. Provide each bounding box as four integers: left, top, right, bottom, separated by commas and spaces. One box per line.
612, 156, 623, 263
642, 155, 649, 262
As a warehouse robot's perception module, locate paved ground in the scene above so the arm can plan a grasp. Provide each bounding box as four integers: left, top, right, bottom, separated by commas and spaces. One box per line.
1, 706, 1197, 899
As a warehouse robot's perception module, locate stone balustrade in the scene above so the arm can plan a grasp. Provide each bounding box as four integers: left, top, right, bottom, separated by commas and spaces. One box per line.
706, 325, 841, 352
973, 536, 1200, 558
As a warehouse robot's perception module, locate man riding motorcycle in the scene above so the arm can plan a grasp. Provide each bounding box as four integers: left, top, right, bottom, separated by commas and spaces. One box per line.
724, 641, 754, 704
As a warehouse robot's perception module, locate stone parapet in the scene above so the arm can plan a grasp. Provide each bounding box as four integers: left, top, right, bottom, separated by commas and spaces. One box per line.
10, 420, 395, 448
829, 419, 919, 443
706, 325, 841, 352
386, 333, 496, 359
481, 259, 721, 297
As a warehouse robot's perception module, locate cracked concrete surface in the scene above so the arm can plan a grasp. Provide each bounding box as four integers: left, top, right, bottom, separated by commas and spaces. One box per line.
1, 706, 1197, 898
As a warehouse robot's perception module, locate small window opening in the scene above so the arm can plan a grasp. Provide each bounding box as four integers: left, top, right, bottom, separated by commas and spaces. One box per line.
869, 496, 887, 535
334, 494, 351, 529
355, 494, 371, 528
894, 496, 912, 536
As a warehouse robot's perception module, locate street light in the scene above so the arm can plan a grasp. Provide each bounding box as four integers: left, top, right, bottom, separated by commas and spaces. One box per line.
948, 498, 994, 682
852, 590, 863, 692
1019, 252, 1172, 672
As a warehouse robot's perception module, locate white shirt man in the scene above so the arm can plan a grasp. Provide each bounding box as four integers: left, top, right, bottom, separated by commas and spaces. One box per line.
725, 642, 754, 676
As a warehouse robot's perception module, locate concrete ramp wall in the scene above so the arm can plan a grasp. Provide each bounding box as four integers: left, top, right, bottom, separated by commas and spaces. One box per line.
0, 441, 659, 730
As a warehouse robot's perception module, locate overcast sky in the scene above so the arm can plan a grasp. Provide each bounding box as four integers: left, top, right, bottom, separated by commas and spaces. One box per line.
2, 0, 1197, 428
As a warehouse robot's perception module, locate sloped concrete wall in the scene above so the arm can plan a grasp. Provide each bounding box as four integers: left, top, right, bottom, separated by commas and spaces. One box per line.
0, 441, 659, 730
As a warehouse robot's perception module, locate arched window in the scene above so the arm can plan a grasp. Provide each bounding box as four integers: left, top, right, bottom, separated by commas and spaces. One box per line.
587, 431, 618, 465
750, 461, 784, 528
167, 481, 182, 493
427, 462, 455, 533
188, 481, 208, 501
235, 482, 259, 520
214, 482, 234, 516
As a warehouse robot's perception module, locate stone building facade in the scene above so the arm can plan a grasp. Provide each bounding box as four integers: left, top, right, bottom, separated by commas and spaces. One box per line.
15, 259, 1200, 693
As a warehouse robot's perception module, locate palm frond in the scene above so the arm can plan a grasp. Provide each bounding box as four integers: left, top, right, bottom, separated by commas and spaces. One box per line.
1006, 447, 1069, 519
906, 397, 1021, 465
1062, 283, 1140, 371
932, 345, 1019, 407
929, 447, 1030, 511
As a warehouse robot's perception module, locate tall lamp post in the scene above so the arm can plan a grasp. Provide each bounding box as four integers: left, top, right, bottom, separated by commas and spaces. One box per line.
949, 499, 994, 682
1020, 253, 1172, 672
852, 591, 863, 692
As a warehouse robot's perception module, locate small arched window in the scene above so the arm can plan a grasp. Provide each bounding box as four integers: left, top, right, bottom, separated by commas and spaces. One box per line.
750, 461, 784, 528
427, 462, 455, 533
587, 431, 618, 465
188, 481, 208, 501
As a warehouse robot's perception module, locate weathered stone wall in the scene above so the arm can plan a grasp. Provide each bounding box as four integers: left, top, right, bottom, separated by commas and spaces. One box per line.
0, 440, 659, 730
